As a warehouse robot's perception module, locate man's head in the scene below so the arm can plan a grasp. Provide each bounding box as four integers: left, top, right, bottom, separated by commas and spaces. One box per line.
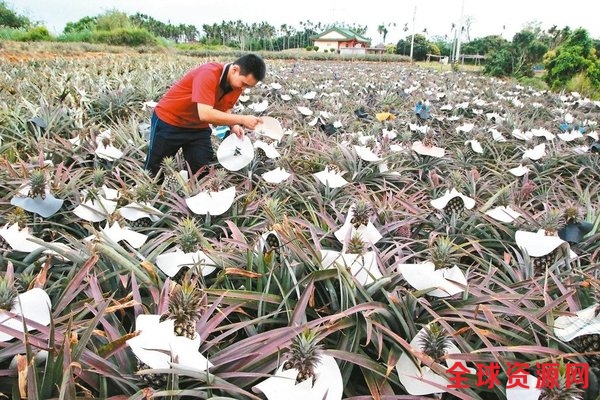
229, 54, 266, 89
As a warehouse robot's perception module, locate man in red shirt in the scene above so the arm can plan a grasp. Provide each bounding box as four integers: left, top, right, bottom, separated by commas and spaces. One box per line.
144, 53, 266, 178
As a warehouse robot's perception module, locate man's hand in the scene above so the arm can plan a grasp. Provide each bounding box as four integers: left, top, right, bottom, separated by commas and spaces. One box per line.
241, 115, 263, 131
231, 124, 245, 138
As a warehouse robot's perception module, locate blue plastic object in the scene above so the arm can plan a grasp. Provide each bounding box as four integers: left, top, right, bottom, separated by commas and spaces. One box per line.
214, 125, 230, 140
415, 101, 431, 120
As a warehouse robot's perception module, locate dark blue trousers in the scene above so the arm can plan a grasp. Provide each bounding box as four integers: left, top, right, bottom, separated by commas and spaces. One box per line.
144, 112, 213, 178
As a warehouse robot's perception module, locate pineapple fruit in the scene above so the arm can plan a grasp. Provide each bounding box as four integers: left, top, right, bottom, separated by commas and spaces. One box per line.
282, 329, 324, 385
444, 196, 465, 215
160, 156, 181, 193
263, 232, 281, 266
0, 235, 9, 254
421, 133, 437, 148
571, 334, 600, 369
532, 250, 560, 274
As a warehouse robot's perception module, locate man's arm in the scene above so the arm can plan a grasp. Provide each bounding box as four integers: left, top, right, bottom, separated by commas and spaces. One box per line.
197, 104, 262, 134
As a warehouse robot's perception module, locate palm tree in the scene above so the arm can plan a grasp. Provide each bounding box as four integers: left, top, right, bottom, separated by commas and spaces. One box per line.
377, 24, 386, 43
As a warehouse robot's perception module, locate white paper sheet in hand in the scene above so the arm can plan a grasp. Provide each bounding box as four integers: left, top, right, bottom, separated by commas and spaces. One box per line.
216, 134, 255, 171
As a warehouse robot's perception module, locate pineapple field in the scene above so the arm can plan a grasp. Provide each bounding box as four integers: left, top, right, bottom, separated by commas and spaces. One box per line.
0, 51, 599, 399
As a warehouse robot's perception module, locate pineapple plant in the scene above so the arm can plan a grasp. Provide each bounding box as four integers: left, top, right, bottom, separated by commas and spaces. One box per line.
91, 167, 106, 189
430, 236, 459, 269
0, 274, 18, 312
176, 217, 204, 254
27, 169, 47, 199
418, 322, 450, 364
449, 171, 465, 192
495, 187, 512, 208
207, 169, 228, 192
138, 278, 204, 389
6, 208, 29, 229
563, 206, 581, 225
282, 328, 324, 385
167, 278, 203, 340
346, 232, 366, 255
350, 200, 373, 228
540, 209, 565, 237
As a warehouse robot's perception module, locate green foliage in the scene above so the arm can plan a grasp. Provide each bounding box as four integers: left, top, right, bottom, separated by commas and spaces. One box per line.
95, 9, 132, 31
483, 29, 548, 78
565, 72, 600, 100
462, 35, 509, 56
90, 28, 158, 47
0, 0, 30, 28
56, 30, 93, 43
517, 75, 549, 91
430, 35, 452, 56
14, 26, 52, 42
395, 34, 434, 60
484, 46, 513, 76
544, 28, 600, 91
63, 16, 97, 34
511, 30, 548, 77
130, 12, 198, 42
0, 26, 23, 39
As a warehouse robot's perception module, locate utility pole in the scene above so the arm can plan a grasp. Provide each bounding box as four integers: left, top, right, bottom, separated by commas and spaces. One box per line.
453, 0, 465, 64
409, 4, 416, 62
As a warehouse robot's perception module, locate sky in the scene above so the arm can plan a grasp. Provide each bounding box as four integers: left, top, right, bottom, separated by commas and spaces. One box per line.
7, 0, 600, 45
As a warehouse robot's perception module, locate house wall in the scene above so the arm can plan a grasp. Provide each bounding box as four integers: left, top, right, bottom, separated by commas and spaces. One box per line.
313, 39, 339, 52
340, 47, 367, 55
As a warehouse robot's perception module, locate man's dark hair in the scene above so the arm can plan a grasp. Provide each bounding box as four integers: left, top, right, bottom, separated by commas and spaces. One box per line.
234, 54, 266, 82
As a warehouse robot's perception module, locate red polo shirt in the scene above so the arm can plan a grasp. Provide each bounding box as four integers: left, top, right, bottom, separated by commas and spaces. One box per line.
155, 62, 242, 129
